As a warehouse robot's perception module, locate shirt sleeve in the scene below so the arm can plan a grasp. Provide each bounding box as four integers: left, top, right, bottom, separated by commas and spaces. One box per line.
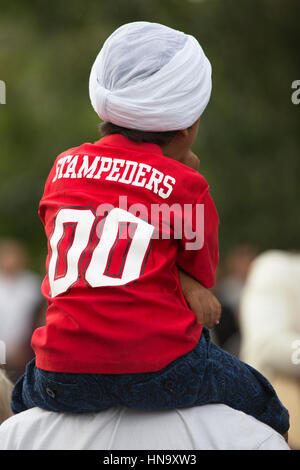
176, 188, 219, 288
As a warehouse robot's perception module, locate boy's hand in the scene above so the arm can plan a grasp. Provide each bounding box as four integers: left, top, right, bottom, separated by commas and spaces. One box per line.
179, 270, 221, 329
181, 150, 200, 172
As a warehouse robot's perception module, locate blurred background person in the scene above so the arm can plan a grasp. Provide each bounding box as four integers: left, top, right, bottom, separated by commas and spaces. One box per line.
240, 250, 300, 449
0, 367, 13, 425
213, 244, 259, 356
0, 239, 42, 382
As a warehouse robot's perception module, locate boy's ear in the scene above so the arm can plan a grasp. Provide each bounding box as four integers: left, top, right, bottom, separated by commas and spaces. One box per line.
178, 128, 189, 138
178, 119, 200, 140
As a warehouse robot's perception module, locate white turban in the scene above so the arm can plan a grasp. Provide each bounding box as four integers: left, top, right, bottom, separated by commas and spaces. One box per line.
89, 22, 212, 132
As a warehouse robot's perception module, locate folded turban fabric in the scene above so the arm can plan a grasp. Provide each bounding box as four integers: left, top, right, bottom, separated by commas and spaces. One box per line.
89, 22, 212, 132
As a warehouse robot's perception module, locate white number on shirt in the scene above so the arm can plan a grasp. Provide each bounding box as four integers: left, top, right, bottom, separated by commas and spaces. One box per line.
48, 207, 154, 297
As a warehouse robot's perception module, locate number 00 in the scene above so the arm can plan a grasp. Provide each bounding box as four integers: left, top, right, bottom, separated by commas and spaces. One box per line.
48, 207, 154, 297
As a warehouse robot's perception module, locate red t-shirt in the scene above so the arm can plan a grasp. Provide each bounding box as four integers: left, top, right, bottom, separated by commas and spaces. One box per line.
32, 134, 219, 373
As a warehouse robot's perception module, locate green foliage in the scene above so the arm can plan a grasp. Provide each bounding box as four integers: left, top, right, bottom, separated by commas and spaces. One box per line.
0, 0, 299, 270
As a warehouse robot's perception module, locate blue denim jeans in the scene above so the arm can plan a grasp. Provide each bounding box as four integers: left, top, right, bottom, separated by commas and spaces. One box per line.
11, 328, 289, 435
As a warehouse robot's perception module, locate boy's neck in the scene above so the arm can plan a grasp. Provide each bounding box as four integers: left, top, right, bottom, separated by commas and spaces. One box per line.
160, 141, 187, 164
160, 142, 200, 172
160, 119, 200, 168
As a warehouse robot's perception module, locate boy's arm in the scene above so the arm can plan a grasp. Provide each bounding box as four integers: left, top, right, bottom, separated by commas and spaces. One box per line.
176, 169, 220, 328
179, 269, 221, 329
181, 150, 200, 172
177, 186, 219, 288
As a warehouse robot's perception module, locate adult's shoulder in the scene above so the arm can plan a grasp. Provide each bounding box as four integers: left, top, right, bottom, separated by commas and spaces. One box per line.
176, 404, 289, 450
0, 408, 46, 449
0, 404, 289, 450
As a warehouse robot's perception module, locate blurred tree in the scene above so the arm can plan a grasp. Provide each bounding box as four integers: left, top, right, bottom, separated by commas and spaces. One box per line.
0, 0, 299, 271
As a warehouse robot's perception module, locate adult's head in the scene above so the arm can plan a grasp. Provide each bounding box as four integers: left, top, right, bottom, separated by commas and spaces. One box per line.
0, 239, 28, 278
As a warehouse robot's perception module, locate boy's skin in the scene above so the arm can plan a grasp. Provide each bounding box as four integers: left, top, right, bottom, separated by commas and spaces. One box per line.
160, 119, 221, 329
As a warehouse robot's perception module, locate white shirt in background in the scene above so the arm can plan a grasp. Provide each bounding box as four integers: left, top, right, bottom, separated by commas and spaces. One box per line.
240, 250, 300, 379
0, 271, 41, 359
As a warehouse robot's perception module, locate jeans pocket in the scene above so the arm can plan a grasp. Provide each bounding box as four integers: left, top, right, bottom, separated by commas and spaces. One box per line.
35, 369, 82, 412
125, 359, 202, 410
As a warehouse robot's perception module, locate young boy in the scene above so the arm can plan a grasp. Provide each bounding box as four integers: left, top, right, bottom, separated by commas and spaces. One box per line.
12, 22, 289, 436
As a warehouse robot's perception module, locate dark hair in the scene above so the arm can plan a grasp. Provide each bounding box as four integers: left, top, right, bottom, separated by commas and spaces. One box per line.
99, 122, 178, 147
